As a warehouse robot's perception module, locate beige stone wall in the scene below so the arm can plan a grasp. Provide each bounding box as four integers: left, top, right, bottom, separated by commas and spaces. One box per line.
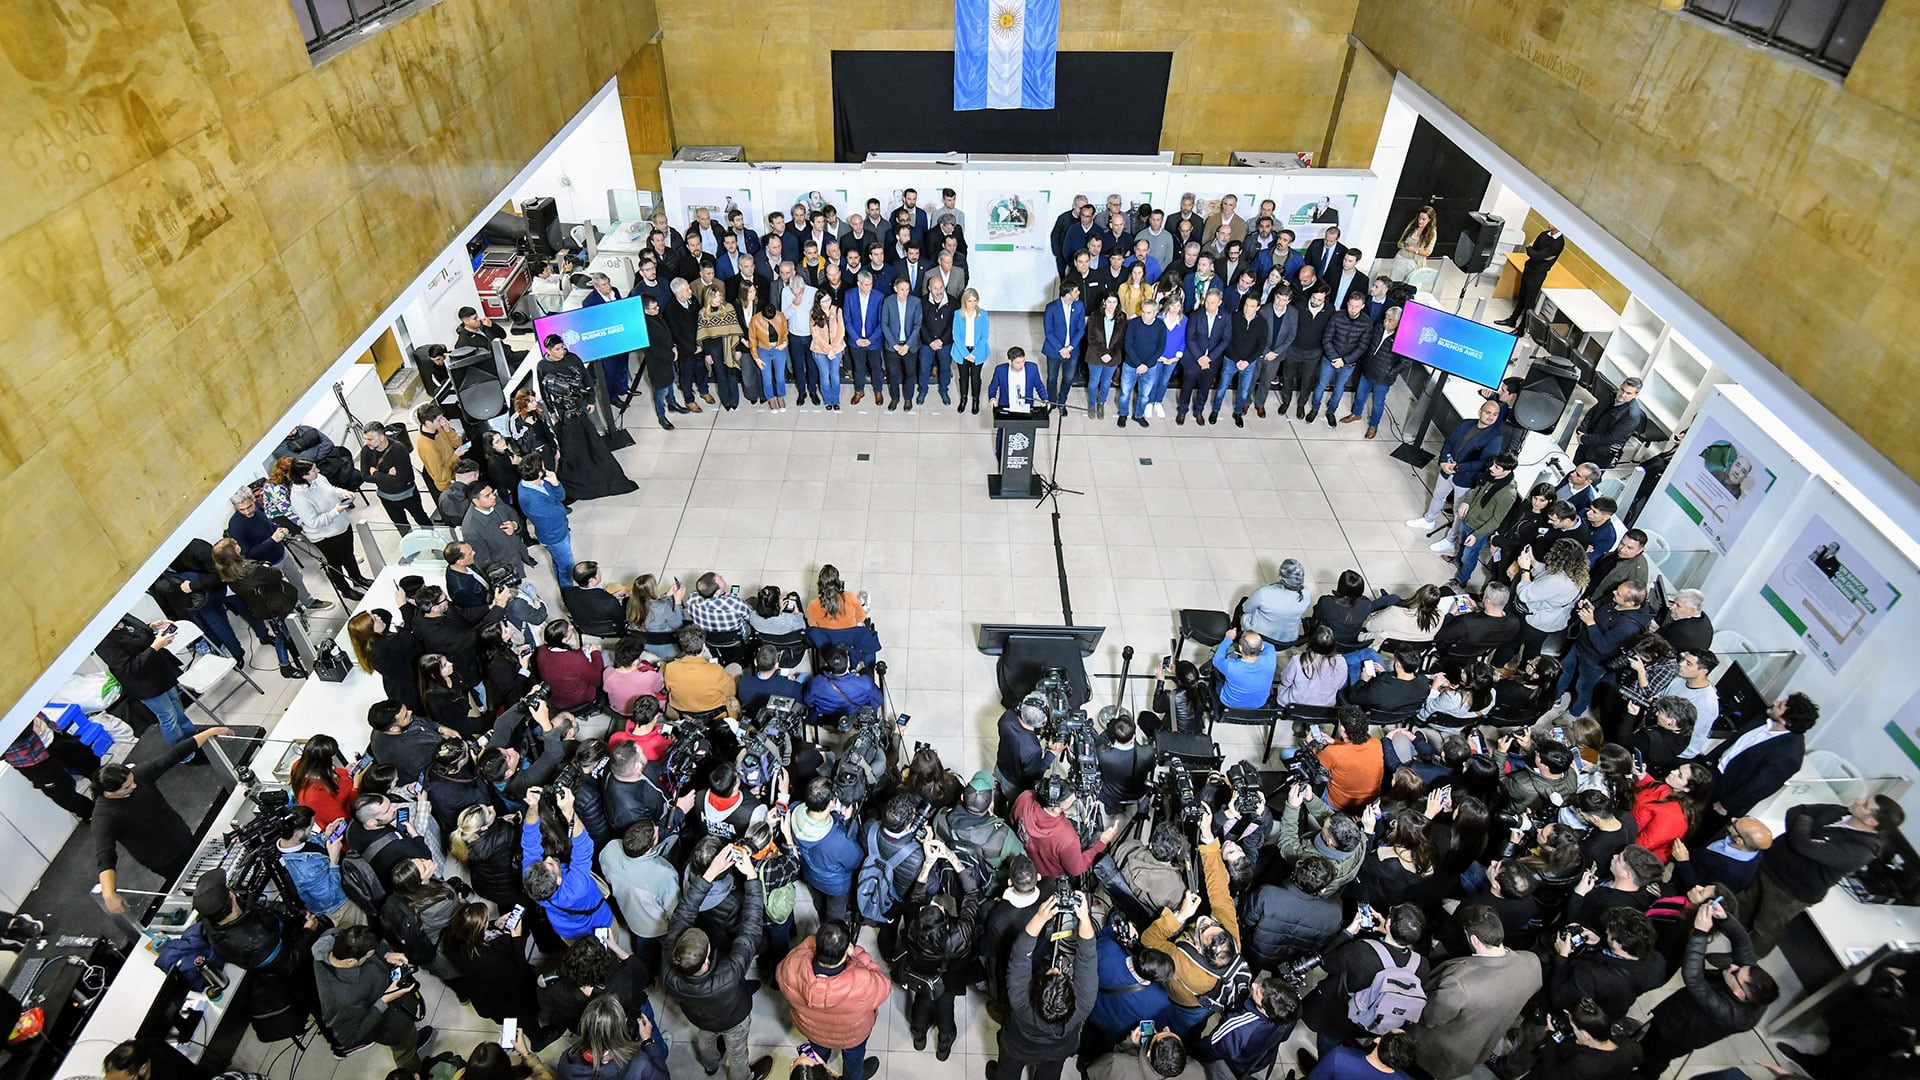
654, 0, 1362, 163
0, 0, 659, 712
1348, 0, 1920, 478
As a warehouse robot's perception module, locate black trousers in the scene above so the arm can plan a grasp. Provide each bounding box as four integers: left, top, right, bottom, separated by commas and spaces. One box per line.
311, 531, 364, 583
1176, 365, 1215, 416
957, 361, 984, 404
376, 490, 432, 533
908, 983, 957, 1040
17, 735, 101, 819
849, 346, 883, 393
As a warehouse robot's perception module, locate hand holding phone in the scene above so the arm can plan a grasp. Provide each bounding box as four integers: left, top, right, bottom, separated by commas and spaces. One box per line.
499, 1019, 518, 1050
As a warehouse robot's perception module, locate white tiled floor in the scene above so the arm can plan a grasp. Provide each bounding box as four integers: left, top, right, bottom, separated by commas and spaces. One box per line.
220, 278, 1795, 1080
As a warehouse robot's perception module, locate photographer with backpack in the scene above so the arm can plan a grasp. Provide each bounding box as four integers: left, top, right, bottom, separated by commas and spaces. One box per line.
1298, 903, 1430, 1056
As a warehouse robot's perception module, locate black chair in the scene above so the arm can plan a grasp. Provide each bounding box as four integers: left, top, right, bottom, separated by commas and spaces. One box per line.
1540, 629, 1570, 658
705, 627, 753, 668
1274, 702, 1340, 760
1365, 702, 1424, 730
642, 629, 679, 657
757, 628, 811, 673
1177, 608, 1232, 662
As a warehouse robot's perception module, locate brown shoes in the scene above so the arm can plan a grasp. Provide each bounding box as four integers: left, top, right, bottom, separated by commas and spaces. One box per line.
1255, 406, 1267, 418
852, 391, 865, 404
875, 394, 886, 407
1365, 426, 1378, 438
686, 400, 703, 413
701, 393, 716, 404
1341, 414, 1364, 423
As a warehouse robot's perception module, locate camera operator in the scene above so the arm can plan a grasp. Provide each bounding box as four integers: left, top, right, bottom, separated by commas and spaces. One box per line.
936, 771, 1026, 891
275, 806, 363, 926
192, 866, 318, 987
1190, 977, 1301, 1080
663, 840, 772, 1080
994, 891, 1099, 1080
311, 924, 433, 1069
996, 693, 1061, 807
348, 792, 433, 885
92, 725, 234, 915
1095, 711, 1155, 813
479, 698, 574, 812
1013, 775, 1123, 879
424, 738, 491, 837
1111, 822, 1195, 924
803, 644, 884, 728
367, 700, 459, 780
1143, 812, 1250, 1038
895, 834, 981, 1061
1545, 907, 1666, 1021
1300, 902, 1428, 1054
532, 934, 649, 1037
1408, 905, 1541, 1080
521, 785, 612, 942
1567, 845, 1664, 920
1086, 1025, 1203, 1080
1209, 766, 1271, 866
1241, 853, 1345, 976
1637, 898, 1777, 1080
1275, 784, 1366, 894
1498, 731, 1577, 815
1527, 997, 1643, 1080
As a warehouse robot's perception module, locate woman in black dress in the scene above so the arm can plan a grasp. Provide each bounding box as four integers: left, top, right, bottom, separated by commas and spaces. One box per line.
536, 335, 638, 501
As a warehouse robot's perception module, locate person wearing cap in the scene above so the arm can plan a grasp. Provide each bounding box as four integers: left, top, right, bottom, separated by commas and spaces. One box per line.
936, 771, 1025, 890
1011, 776, 1124, 879
194, 867, 315, 982
994, 693, 1060, 808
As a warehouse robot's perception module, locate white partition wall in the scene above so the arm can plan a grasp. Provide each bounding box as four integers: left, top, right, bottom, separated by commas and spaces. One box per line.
661, 158, 1380, 312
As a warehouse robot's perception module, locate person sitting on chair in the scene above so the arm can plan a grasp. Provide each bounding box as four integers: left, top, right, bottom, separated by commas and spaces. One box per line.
803, 644, 884, 728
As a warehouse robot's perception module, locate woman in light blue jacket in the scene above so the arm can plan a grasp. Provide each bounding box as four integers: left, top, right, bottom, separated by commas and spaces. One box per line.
954, 288, 991, 414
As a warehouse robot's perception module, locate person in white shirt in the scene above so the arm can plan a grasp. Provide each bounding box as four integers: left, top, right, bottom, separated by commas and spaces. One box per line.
778, 266, 818, 406
1673, 649, 1722, 758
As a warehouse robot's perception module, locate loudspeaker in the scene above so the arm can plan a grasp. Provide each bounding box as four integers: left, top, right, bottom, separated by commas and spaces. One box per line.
448, 344, 508, 421
522, 197, 559, 256
1450, 212, 1504, 275
1512, 356, 1580, 433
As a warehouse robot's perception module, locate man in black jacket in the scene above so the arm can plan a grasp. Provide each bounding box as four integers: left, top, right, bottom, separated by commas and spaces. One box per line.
1743, 796, 1903, 957
664, 277, 710, 408
1308, 293, 1372, 426
1545, 907, 1666, 1021
1574, 378, 1644, 466
1496, 226, 1564, 330
93, 726, 232, 914
560, 562, 628, 639
366, 700, 459, 780
1241, 854, 1345, 973
662, 844, 772, 1080
96, 616, 197, 751
1639, 902, 1777, 1079
638, 295, 686, 429
1299, 902, 1428, 1054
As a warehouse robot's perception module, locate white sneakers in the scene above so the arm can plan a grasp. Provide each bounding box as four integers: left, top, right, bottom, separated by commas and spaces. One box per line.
1405, 517, 1436, 530
1153, 402, 1167, 418
1429, 538, 1456, 553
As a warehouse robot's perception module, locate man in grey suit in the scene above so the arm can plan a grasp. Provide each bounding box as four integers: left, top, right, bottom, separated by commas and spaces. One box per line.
879, 275, 922, 413
1410, 905, 1543, 1080
460, 480, 532, 573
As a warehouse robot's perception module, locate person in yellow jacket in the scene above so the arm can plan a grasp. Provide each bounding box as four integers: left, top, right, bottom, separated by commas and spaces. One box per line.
1141, 812, 1251, 1039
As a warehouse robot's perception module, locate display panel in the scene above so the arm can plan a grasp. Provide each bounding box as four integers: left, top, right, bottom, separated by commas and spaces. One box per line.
533, 296, 650, 362
1392, 300, 1515, 389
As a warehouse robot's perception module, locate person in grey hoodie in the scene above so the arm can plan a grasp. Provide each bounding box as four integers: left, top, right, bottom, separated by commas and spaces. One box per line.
993, 892, 1100, 1080
311, 925, 432, 1067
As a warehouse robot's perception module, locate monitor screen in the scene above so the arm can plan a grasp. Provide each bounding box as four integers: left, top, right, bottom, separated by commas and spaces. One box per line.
532, 296, 651, 363
1391, 300, 1517, 389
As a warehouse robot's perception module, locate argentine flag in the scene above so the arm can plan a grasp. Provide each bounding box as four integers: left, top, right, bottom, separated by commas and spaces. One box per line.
954, 0, 1058, 111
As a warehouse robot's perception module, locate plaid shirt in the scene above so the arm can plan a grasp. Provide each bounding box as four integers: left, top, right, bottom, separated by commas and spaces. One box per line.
685, 593, 753, 635
4, 726, 49, 768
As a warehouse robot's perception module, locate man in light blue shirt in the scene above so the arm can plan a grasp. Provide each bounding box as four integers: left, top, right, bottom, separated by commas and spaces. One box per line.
1212, 629, 1277, 710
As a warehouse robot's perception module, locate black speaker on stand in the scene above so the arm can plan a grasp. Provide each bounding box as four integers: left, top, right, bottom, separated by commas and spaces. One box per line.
1512, 356, 1581, 433
1448, 211, 1504, 310
522, 197, 559, 258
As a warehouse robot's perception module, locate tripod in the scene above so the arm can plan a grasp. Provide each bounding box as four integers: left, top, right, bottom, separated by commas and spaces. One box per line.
1032, 400, 1083, 623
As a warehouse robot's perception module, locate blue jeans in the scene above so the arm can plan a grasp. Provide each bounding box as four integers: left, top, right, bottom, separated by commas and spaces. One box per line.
757, 346, 788, 399
1557, 649, 1608, 716
813, 352, 842, 403
543, 533, 575, 586
1211, 362, 1256, 414
1045, 351, 1079, 404
789, 337, 817, 395
1169, 1002, 1214, 1041
1148, 360, 1177, 403
1354, 374, 1393, 426
1312, 360, 1353, 413
652, 384, 677, 422
917, 343, 952, 399
1343, 648, 1387, 685
1118, 365, 1154, 417
1085, 362, 1117, 408
818, 1039, 867, 1077
142, 689, 200, 750
1455, 525, 1492, 585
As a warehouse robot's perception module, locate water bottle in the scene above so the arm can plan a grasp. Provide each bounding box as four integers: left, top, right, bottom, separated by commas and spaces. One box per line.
194, 957, 229, 1001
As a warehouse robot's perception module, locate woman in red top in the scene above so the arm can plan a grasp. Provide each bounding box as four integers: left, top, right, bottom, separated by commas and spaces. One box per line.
290, 734, 359, 828
608, 697, 671, 761
1631, 761, 1717, 862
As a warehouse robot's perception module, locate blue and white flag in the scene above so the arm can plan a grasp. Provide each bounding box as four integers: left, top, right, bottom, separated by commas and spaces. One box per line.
954, 0, 1058, 111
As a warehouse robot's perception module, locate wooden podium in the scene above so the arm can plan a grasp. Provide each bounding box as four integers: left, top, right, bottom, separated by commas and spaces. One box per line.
988, 406, 1048, 499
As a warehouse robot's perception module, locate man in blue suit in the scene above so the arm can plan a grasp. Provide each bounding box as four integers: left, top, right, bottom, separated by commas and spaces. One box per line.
880, 275, 922, 412
1042, 282, 1086, 409
844, 271, 886, 407
987, 347, 1050, 458
1178, 288, 1230, 425
893, 189, 931, 246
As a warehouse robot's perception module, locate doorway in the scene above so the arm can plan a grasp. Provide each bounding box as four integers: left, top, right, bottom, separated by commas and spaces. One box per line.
1376, 116, 1491, 260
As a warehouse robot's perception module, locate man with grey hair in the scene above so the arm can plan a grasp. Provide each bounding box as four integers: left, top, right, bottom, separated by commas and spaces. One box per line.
1556, 461, 1602, 513
226, 487, 326, 610
1170, 191, 1202, 237
1657, 587, 1715, 655
1204, 193, 1246, 244
844, 270, 885, 406
665, 276, 710, 408
777, 261, 819, 406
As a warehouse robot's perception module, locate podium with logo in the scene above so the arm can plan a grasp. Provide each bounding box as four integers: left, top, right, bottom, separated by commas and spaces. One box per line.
988, 407, 1048, 499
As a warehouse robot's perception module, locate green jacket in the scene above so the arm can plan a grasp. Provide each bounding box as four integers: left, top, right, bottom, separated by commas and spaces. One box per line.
1276, 793, 1365, 893
1462, 474, 1520, 539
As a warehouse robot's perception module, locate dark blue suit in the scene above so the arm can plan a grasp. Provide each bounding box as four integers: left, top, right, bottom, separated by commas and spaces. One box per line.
1179, 307, 1231, 419
1041, 297, 1086, 404
844, 286, 886, 397
1709, 726, 1806, 817
987, 361, 1050, 458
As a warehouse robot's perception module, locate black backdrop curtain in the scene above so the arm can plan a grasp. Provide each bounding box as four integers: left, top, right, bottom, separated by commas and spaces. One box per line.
831, 51, 1171, 162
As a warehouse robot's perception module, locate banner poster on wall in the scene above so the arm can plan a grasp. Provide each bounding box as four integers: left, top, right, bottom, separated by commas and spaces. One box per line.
682, 187, 756, 229
975, 190, 1049, 252
1663, 416, 1778, 554
1882, 687, 1920, 771
1760, 515, 1902, 674
1284, 193, 1359, 241
768, 187, 851, 219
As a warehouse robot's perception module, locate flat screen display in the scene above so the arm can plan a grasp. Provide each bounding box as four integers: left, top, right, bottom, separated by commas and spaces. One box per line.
532, 296, 650, 363
1391, 300, 1516, 389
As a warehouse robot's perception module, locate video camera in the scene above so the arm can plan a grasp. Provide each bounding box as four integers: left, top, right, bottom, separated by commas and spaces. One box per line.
222, 769, 305, 917
1225, 761, 1264, 817
1275, 952, 1324, 987
1151, 752, 1206, 826
1281, 726, 1330, 789
482, 560, 524, 591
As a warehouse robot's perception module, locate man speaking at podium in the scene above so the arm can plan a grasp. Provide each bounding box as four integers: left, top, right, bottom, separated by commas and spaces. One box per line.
987, 347, 1049, 459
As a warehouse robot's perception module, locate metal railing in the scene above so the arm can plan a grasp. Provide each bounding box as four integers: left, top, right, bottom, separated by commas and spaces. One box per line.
293, 0, 422, 54
1683, 0, 1883, 75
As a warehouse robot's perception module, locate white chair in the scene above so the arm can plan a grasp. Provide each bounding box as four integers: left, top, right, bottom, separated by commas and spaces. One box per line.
176, 651, 265, 722
1405, 266, 1440, 293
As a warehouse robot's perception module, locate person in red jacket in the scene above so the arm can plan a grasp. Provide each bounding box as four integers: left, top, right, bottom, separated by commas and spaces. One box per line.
775, 920, 889, 1080
1633, 762, 1716, 863
1010, 776, 1122, 879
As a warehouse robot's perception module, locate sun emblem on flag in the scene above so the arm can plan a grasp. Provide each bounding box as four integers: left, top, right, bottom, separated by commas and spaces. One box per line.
991, 0, 1021, 40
